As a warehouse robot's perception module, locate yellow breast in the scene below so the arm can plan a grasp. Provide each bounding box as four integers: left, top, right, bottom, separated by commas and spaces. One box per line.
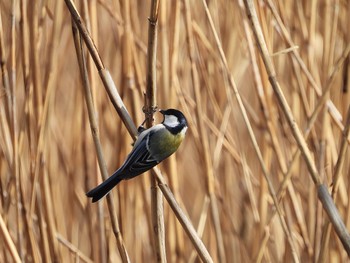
149, 128, 187, 160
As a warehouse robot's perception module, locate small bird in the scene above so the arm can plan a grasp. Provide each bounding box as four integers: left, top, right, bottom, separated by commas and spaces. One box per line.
86, 109, 188, 202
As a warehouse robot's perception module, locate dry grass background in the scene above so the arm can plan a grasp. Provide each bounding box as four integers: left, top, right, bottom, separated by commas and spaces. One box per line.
0, 0, 350, 262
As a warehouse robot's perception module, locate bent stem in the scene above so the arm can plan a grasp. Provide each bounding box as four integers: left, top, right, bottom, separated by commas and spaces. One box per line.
243, 0, 350, 256
201, 0, 299, 262
64, 0, 213, 262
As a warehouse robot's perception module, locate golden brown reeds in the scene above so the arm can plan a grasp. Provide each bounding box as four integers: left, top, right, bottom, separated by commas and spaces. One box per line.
1, 0, 350, 262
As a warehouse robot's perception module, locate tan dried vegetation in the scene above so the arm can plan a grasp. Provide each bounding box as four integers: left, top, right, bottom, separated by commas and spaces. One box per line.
0, 0, 350, 262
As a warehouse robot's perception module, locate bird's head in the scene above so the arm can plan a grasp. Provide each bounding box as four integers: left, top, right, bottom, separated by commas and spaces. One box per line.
160, 109, 188, 135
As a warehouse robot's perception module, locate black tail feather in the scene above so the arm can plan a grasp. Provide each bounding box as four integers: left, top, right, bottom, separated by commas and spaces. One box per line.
86, 173, 123, 202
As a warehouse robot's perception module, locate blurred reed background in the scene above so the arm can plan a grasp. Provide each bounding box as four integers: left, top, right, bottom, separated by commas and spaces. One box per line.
0, 0, 350, 262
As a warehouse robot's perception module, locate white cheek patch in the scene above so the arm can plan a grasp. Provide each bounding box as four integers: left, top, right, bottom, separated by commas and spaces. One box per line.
180, 126, 188, 136
164, 115, 180, 127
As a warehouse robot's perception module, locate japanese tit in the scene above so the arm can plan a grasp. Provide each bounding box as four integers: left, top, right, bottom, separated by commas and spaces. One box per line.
86, 109, 188, 202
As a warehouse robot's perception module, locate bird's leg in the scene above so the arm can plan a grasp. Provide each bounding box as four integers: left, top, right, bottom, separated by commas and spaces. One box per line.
137, 118, 147, 134
132, 107, 157, 146
131, 119, 147, 146
140, 105, 158, 133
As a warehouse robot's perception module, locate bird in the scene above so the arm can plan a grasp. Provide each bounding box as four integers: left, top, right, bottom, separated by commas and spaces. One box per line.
86, 108, 188, 202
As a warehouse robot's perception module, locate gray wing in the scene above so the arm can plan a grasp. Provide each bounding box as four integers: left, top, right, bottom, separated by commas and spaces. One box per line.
117, 132, 159, 179
86, 129, 160, 202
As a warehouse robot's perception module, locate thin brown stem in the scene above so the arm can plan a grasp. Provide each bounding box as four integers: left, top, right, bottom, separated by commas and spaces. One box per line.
144, 0, 167, 262
71, 20, 130, 263
244, 0, 350, 255
203, 0, 300, 261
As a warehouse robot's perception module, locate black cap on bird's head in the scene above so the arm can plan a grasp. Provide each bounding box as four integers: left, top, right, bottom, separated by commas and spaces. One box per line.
160, 109, 188, 134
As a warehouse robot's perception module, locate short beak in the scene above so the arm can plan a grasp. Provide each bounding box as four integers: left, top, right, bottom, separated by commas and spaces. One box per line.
159, 109, 165, 115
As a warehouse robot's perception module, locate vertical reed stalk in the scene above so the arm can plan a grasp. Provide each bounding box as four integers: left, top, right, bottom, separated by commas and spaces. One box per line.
9, 0, 23, 260
203, 0, 299, 261
3, 0, 349, 261
243, 0, 350, 255
71, 21, 130, 263
144, 0, 167, 262
183, 1, 226, 261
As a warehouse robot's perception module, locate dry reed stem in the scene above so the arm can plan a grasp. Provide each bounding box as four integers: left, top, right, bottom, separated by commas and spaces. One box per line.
0, 6, 12, 125
79, 3, 107, 262
277, 45, 350, 200
159, 0, 169, 105
2, 0, 349, 261
255, 227, 270, 263
35, 3, 63, 261
29, 0, 62, 219
203, 0, 300, 262
8, 0, 24, 261
183, 1, 226, 262
71, 21, 130, 263
202, 115, 241, 163
64, 0, 138, 138
0, 6, 13, 168
265, 0, 347, 141
331, 106, 350, 200
155, 171, 214, 263
243, 0, 350, 256
188, 195, 210, 263
243, 0, 319, 185
18, 11, 36, 261
242, 2, 312, 255
29, 0, 42, 121
36, 190, 51, 263
318, 106, 350, 260
56, 233, 94, 263
41, 166, 60, 262
167, 2, 186, 259
212, 106, 232, 170
144, 0, 167, 262
0, 213, 21, 263
64, 1, 213, 262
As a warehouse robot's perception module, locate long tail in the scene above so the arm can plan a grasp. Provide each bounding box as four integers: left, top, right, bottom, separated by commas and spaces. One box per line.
86, 172, 123, 202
